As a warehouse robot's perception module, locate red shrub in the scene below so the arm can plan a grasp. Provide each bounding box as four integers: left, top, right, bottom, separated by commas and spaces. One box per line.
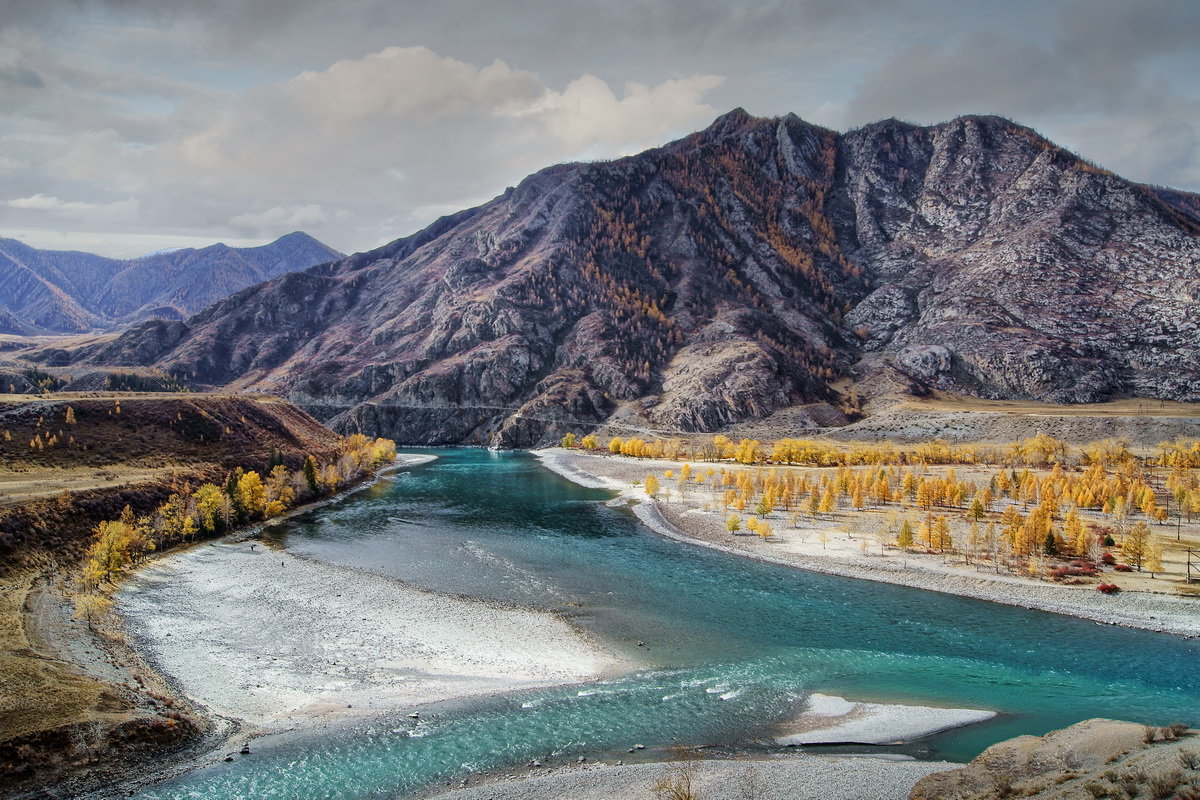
1096, 583, 1121, 594
1101, 553, 1117, 565
1050, 564, 1098, 580
1113, 564, 1134, 572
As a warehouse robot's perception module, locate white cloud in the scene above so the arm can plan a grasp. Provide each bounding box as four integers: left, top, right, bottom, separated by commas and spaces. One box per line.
4, 193, 140, 223
515, 73, 725, 151
230, 204, 330, 233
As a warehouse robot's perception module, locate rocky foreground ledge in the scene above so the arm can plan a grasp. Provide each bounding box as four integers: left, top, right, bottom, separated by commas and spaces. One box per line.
912, 719, 1198, 800
425, 720, 1198, 800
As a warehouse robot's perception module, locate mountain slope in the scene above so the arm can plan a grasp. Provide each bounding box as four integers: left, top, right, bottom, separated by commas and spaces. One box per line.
0, 232, 341, 332
83, 111, 1200, 446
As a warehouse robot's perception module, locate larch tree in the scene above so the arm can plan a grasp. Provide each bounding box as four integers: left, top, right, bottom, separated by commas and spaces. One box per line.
1122, 521, 1151, 570
1143, 533, 1164, 577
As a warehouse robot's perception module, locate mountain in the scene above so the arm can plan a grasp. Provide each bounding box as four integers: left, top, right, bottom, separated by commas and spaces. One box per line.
0, 231, 342, 333
81, 110, 1200, 446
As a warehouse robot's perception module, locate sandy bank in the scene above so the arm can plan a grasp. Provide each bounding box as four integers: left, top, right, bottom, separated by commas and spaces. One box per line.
776, 693, 996, 746
534, 449, 1200, 638
427, 753, 960, 800
119, 541, 620, 729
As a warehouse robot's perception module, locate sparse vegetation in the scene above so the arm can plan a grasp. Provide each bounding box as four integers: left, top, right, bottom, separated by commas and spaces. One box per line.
73, 434, 396, 614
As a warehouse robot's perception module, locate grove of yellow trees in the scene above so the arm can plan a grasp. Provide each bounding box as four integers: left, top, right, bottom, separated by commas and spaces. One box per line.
75, 434, 396, 621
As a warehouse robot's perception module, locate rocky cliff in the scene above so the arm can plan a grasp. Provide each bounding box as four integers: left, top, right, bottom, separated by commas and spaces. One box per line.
82, 111, 1200, 445
0, 231, 341, 333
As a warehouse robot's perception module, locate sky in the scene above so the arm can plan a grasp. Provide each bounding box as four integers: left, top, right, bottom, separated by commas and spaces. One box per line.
1, 0, 1198, 258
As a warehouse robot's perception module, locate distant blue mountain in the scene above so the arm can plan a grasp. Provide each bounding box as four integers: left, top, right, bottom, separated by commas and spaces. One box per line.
0, 231, 342, 333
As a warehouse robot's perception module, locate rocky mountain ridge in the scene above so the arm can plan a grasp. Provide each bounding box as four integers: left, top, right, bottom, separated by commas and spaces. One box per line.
0, 231, 341, 333
81, 110, 1200, 445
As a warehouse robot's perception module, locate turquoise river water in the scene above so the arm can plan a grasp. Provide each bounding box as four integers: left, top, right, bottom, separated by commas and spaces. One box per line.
133, 449, 1200, 799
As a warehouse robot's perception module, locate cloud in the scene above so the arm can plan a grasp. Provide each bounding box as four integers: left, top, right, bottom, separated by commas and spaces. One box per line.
164, 45, 722, 242
3, 1, 1200, 258
4, 193, 140, 223
230, 204, 331, 233
841, 0, 1200, 188
517, 73, 725, 151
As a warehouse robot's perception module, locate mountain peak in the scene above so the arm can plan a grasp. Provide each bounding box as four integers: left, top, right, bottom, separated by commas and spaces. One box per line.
82, 114, 1200, 446
696, 107, 762, 139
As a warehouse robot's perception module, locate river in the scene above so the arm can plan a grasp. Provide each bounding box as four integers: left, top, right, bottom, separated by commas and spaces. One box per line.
132, 449, 1200, 799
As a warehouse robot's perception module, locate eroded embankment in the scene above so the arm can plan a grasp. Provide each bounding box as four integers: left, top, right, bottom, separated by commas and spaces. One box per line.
0, 393, 350, 796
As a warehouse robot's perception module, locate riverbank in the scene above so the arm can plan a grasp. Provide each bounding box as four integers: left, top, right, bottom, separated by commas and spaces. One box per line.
119, 541, 624, 729
426, 753, 961, 800
535, 449, 1200, 638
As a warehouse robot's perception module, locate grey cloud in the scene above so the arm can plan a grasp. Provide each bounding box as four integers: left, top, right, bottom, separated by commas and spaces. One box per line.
2, 0, 1199, 257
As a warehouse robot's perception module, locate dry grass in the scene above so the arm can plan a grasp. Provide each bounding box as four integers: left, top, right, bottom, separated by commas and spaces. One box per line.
901, 391, 1200, 419
0, 569, 108, 742
0, 466, 173, 507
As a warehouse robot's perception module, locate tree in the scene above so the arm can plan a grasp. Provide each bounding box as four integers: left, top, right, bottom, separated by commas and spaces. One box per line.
265, 465, 296, 517
1064, 507, 1087, 556
193, 483, 228, 534
64, 406, 76, 425
302, 455, 321, 496
74, 593, 112, 628
581, 434, 598, 450
609, 436, 623, 454
968, 496, 986, 521
652, 750, 700, 800
1122, 521, 1151, 570
180, 514, 198, 541
818, 486, 836, 514
934, 516, 952, 552
235, 471, 267, 519
1144, 533, 1164, 577
726, 513, 742, 534
1044, 531, 1059, 557
897, 519, 914, 549
644, 474, 660, 498
561, 432, 577, 448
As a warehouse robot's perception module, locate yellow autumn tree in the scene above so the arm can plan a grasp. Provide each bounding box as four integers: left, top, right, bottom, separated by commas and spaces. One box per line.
235, 471, 267, 519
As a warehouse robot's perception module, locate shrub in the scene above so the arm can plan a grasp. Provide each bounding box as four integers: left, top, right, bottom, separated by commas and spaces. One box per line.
1102, 552, 1117, 565
1147, 771, 1182, 799
1097, 583, 1121, 594
1114, 564, 1134, 572
1051, 564, 1098, 579
1166, 723, 1191, 740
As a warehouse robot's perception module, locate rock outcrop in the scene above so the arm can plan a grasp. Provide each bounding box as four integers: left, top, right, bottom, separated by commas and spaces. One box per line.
81, 111, 1200, 445
911, 719, 1199, 800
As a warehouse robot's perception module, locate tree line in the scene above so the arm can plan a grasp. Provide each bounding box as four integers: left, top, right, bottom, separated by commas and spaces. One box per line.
74, 434, 396, 620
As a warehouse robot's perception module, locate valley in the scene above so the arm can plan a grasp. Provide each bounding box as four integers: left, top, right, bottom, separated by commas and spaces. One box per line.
0, 110, 1197, 800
